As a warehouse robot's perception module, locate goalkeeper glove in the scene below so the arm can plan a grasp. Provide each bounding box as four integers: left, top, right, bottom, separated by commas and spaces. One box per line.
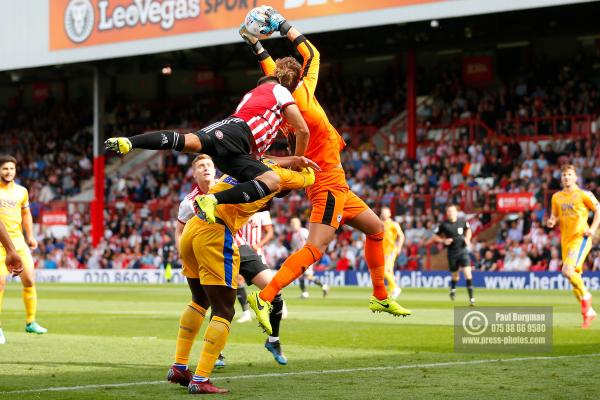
265, 8, 292, 36
239, 23, 264, 54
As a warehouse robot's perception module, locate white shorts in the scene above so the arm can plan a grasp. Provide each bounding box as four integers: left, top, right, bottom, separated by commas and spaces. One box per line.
302, 264, 315, 276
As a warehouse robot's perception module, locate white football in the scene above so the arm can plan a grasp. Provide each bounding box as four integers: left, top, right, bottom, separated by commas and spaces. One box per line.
244, 7, 273, 39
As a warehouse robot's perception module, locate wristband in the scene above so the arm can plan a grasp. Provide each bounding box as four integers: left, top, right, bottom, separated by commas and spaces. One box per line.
279, 21, 292, 36
252, 41, 264, 54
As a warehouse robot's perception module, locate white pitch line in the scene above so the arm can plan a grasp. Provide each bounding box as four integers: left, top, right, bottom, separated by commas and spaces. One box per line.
2, 353, 599, 395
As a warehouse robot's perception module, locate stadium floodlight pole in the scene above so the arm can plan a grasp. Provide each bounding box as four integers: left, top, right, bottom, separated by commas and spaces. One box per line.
406, 49, 417, 160
91, 66, 104, 248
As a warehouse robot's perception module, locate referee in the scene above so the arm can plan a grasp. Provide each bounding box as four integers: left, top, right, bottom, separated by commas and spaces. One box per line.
430, 205, 475, 306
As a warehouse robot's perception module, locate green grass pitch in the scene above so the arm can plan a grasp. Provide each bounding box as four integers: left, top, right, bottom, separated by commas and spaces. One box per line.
0, 283, 598, 399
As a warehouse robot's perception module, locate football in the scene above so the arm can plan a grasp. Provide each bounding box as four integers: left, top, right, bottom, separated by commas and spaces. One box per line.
244, 7, 273, 39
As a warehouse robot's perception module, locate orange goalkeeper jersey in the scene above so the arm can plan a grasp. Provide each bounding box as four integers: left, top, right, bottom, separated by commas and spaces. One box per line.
259, 36, 346, 172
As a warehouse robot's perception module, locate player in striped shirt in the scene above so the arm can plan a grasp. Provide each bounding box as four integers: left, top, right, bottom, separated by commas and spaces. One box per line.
106, 76, 319, 225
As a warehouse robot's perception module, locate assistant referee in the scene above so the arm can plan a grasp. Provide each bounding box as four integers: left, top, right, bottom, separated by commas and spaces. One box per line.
430, 204, 475, 306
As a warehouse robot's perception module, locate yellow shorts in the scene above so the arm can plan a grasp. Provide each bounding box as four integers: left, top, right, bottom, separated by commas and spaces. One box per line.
562, 236, 592, 273
0, 246, 34, 276
179, 217, 239, 288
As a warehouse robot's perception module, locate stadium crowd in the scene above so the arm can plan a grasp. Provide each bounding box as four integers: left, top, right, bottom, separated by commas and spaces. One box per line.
2, 57, 599, 272
31, 132, 600, 272
418, 58, 599, 129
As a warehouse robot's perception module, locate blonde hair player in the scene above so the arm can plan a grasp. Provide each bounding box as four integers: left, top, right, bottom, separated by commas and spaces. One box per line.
547, 164, 600, 328
380, 207, 404, 299
0, 155, 47, 344
167, 155, 313, 394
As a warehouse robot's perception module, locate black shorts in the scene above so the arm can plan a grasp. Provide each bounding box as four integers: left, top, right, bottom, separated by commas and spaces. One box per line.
239, 245, 269, 284
194, 118, 271, 182
448, 251, 471, 272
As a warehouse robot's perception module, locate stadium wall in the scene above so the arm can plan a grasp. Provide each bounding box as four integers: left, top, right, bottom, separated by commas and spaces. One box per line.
10, 270, 600, 290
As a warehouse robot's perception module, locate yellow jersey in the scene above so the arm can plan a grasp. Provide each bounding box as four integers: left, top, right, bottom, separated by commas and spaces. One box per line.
0, 181, 28, 249
383, 219, 402, 255
210, 162, 314, 235
552, 188, 599, 246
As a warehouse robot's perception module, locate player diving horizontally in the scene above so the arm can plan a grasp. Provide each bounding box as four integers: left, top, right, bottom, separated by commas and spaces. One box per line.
105, 65, 319, 221
239, 7, 411, 334
547, 164, 599, 328
168, 156, 315, 394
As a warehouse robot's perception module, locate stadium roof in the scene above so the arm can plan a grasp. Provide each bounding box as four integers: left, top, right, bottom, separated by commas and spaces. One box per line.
0, 0, 595, 72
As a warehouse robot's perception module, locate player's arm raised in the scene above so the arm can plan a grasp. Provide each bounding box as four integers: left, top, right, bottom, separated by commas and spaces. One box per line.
268, 10, 320, 100
0, 220, 23, 276
239, 24, 276, 76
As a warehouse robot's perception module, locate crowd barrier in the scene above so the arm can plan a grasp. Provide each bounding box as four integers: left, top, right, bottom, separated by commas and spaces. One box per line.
8, 270, 600, 291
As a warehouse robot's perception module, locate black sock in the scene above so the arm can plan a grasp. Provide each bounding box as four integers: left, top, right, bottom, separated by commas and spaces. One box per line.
129, 131, 185, 151
299, 278, 306, 292
466, 279, 474, 299
270, 294, 284, 338
237, 287, 249, 311
312, 278, 323, 287
451, 280, 457, 290
213, 180, 271, 205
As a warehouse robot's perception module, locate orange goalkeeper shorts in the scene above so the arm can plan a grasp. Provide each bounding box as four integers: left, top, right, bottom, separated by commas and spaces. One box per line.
306, 168, 368, 230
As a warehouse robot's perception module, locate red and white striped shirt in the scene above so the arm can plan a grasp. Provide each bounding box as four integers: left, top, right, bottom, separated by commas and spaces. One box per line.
290, 227, 309, 252
235, 211, 272, 255
233, 82, 295, 157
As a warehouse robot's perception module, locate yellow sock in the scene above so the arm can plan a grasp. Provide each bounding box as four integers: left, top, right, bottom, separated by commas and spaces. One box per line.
174, 302, 206, 365
165, 263, 173, 282
23, 286, 37, 324
569, 273, 589, 302
194, 316, 231, 379
384, 271, 397, 292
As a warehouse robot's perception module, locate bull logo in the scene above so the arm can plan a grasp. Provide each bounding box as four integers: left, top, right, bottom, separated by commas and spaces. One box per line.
64, 0, 95, 43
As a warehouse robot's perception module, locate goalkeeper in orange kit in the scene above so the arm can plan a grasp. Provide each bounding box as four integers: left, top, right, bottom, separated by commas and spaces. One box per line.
240, 7, 411, 334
